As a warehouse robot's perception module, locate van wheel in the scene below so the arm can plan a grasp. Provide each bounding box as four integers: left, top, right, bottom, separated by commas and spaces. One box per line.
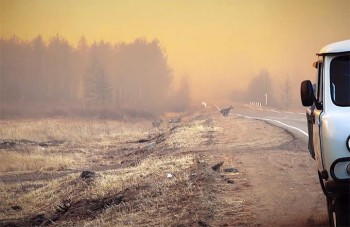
334, 195, 350, 227
327, 196, 336, 227
319, 173, 337, 226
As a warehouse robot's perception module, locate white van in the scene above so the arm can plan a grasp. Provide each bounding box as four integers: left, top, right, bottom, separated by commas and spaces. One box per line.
300, 39, 350, 227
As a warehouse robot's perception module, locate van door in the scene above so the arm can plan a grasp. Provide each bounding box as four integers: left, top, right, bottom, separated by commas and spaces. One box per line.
306, 101, 315, 159
313, 60, 324, 171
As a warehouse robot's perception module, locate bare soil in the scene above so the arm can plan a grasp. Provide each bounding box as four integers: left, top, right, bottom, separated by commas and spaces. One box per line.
0, 106, 329, 226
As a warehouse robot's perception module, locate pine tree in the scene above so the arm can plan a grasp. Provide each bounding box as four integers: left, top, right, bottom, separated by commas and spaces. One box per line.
84, 61, 112, 108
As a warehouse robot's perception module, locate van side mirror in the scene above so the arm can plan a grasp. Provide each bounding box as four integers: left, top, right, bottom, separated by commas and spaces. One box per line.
300, 80, 315, 107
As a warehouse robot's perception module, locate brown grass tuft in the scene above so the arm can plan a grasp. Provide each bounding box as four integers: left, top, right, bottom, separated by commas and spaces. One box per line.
0, 151, 77, 172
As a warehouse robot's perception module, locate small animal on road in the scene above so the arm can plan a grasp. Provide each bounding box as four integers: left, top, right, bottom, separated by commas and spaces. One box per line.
220, 105, 233, 117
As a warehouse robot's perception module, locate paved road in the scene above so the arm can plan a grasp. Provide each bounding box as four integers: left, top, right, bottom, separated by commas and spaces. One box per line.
234, 104, 308, 140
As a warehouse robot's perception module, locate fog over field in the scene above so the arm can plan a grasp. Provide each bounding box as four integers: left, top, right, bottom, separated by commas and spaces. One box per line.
1, 0, 349, 118
0, 37, 189, 118
1, 1, 349, 226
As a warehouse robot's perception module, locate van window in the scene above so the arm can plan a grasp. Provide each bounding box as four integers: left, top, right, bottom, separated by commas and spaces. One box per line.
330, 55, 350, 106
316, 60, 323, 109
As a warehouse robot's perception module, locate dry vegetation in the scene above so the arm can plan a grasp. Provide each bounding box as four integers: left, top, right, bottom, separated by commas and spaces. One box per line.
0, 151, 77, 172
0, 107, 293, 226
0, 119, 149, 172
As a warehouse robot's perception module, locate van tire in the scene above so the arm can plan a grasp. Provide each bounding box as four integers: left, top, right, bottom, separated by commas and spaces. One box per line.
327, 196, 335, 227
334, 195, 350, 227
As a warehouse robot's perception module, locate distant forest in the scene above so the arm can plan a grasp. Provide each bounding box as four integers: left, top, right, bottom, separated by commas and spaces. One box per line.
0, 36, 190, 119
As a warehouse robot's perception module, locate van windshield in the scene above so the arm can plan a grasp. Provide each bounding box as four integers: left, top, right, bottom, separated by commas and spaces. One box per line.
330, 55, 350, 106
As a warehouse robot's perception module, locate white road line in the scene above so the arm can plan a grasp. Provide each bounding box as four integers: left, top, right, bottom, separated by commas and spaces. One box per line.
213, 104, 221, 111
271, 120, 308, 137
236, 114, 308, 137
267, 109, 281, 113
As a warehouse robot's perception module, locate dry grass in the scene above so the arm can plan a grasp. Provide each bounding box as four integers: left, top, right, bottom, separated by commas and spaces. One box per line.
24, 155, 194, 207
0, 155, 207, 226
164, 120, 222, 149
0, 110, 292, 226
0, 116, 222, 226
72, 155, 216, 226
0, 119, 150, 143
0, 119, 151, 173
0, 151, 77, 172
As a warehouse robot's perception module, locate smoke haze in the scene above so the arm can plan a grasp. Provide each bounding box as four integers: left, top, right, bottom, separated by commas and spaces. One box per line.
1, 0, 349, 117
0, 37, 189, 118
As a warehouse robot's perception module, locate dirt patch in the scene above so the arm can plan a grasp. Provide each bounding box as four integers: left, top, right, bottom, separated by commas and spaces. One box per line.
237, 150, 328, 226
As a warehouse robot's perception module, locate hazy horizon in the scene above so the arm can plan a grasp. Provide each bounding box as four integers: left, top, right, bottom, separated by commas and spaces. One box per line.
1, 0, 349, 113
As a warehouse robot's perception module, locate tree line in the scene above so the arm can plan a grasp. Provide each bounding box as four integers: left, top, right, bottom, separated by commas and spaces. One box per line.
230, 69, 297, 109
0, 35, 190, 118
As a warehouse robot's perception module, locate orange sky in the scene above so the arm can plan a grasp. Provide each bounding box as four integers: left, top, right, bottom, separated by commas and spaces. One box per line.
1, 0, 349, 103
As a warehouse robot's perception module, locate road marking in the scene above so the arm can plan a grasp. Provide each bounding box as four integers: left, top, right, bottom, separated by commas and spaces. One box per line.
236, 114, 308, 137
213, 104, 221, 111
267, 109, 281, 113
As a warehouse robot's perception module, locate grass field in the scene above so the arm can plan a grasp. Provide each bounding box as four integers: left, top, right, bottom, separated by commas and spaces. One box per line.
0, 108, 291, 226
0, 119, 150, 172
0, 115, 222, 226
